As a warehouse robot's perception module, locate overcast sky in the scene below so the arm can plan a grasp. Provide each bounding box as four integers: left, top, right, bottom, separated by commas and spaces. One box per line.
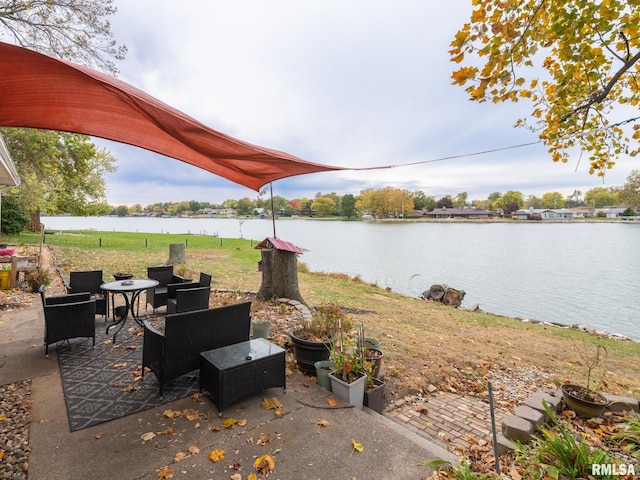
100, 0, 640, 206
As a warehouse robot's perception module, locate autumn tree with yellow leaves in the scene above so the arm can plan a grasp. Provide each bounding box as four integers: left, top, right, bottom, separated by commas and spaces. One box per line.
450, 1, 640, 177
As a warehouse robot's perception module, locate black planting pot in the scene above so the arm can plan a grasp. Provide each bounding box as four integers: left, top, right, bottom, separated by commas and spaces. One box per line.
364, 378, 386, 413
289, 330, 332, 375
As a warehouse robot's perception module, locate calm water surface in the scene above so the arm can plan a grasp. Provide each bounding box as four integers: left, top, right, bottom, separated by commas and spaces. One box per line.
43, 216, 640, 340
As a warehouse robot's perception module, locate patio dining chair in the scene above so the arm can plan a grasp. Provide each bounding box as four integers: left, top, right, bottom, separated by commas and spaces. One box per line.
67, 270, 108, 318
145, 265, 189, 313
166, 286, 211, 314
40, 286, 96, 357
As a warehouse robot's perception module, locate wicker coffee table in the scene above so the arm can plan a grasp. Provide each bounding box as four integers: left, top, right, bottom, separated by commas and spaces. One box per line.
200, 338, 286, 416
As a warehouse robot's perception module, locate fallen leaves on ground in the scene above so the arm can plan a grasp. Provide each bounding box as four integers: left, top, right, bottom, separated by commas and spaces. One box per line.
141, 432, 156, 442
261, 397, 282, 410
327, 397, 338, 407
162, 408, 201, 421
223, 417, 237, 429
257, 434, 271, 445
254, 454, 275, 474
156, 466, 174, 479
351, 439, 363, 453
208, 449, 225, 462
316, 418, 330, 427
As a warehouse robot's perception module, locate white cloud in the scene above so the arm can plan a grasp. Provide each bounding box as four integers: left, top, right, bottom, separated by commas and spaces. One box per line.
101, 0, 640, 205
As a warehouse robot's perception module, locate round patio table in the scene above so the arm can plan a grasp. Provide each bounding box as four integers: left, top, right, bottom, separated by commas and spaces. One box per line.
101, 278, 158, 343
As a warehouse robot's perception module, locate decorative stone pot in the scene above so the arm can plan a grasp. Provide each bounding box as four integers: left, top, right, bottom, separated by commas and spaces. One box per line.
364, 378, 386, 413
314, 360, 335, 392
289, 330, 331, 375
329, 372, 366, 409
251, 319, 272, 339
561, 384, 610, 418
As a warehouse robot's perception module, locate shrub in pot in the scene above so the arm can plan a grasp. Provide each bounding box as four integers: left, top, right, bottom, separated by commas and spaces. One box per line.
289, 302, 352, 375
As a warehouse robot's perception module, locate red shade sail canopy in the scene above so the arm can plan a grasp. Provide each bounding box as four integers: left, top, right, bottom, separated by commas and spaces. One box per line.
0, 42, 343, 191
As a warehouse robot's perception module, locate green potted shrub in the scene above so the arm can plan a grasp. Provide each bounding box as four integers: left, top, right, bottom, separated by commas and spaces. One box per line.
289, 302, 352, 375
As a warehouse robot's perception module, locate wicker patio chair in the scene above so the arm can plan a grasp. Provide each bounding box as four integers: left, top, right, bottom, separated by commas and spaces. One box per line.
166, 286, 211, 314
165, 271, 212, 310
67, 270, 107, 318
145, 265, 189, 313
40, 286, 96, 357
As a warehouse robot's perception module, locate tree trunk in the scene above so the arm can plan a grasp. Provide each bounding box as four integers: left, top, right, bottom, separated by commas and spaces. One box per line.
256, 248, 305, 304
167, 243, 186, 265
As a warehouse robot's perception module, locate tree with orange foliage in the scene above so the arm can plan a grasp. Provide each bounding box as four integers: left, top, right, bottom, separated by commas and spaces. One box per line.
451, 1, 639, 178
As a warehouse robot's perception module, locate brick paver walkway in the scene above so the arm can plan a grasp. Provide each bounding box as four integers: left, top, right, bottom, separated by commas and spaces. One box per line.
385, 391, 509, 452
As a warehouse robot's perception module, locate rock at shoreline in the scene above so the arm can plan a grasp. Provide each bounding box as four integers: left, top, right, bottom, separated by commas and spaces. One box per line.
421, 284, 466, 307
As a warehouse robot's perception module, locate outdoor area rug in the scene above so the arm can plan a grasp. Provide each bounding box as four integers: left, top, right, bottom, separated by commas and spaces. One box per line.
57, 320, 199, 432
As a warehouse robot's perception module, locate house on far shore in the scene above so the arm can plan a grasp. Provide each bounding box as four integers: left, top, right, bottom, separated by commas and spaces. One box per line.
419, 207, 491, 219
513, 208, 574, 220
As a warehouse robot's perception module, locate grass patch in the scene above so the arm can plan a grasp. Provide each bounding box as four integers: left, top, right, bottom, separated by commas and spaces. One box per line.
7, 230, 640, 403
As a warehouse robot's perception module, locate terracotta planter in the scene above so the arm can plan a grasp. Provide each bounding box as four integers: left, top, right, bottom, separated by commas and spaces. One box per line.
561, 384, 610, 418
289, 330, 331, 375
329, 372, 366, 409
364, 378, 386, 413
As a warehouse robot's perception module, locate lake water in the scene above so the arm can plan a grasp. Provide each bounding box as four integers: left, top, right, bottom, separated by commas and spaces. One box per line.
42, 216, 640, 341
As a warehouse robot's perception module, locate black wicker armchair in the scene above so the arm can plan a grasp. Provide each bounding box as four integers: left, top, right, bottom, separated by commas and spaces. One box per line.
166, 286, 211, 314
145, 265, 189, 313
142, 301, 251, 395
66, 270, 107, 317
40, 286, 96, 357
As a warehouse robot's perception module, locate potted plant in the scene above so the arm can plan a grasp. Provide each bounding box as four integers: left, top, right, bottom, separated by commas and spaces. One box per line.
328, 325, 367, 409
289, 302, 352, 375
0, 264, 11, 290
25, 267, 51, 292
561, 344, 610, 418
113, 272, 133, 281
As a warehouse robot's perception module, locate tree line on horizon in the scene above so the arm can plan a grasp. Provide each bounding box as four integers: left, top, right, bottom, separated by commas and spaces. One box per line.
107, 176, 640, 219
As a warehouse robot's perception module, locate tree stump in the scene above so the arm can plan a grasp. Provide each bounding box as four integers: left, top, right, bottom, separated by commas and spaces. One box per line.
422, 284, 466, 308
256, 248, 305, 304
167, 243, 186, 265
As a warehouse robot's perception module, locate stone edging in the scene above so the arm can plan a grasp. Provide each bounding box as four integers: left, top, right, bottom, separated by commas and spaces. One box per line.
498, 389, 640, 453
